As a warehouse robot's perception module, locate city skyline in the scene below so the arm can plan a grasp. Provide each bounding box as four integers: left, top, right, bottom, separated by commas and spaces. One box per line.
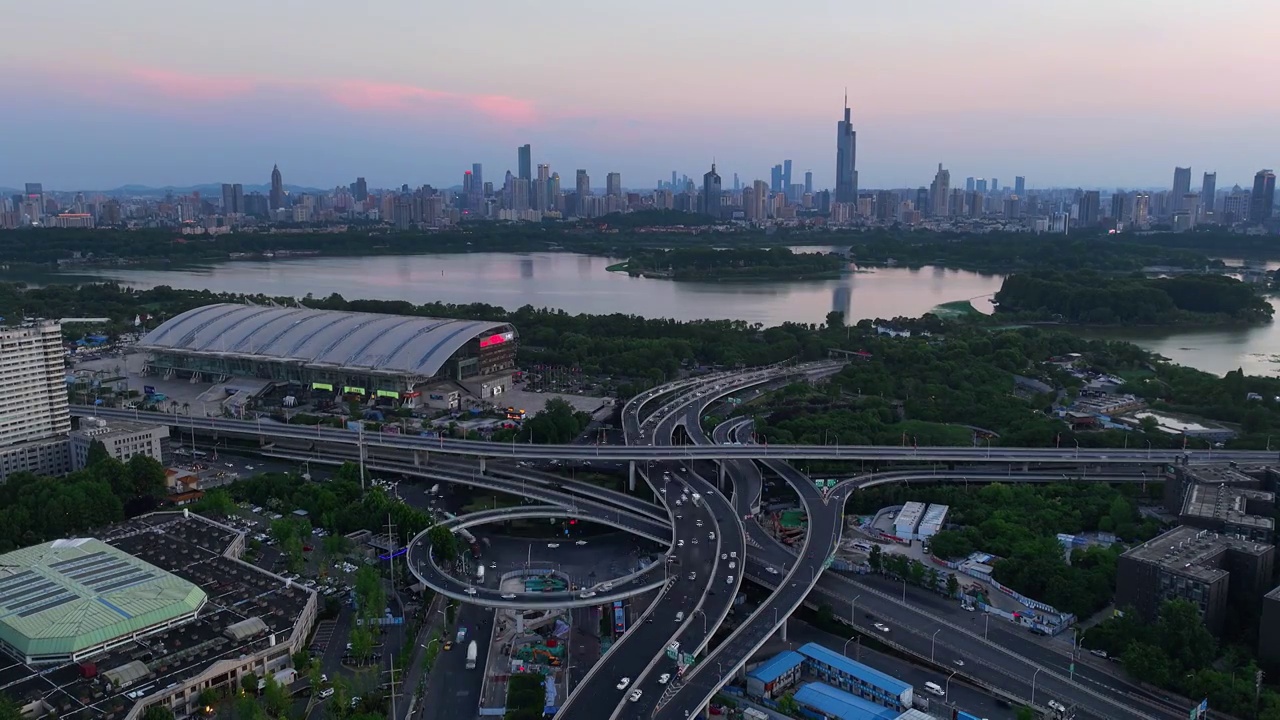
3, 0, 1277, 190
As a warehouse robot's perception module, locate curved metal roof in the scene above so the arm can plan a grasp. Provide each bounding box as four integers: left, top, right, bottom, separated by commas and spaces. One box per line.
140, 304, 513, 378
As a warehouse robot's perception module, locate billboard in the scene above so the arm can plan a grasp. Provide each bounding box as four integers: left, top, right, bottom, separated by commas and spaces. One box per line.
479, 331, 515, 348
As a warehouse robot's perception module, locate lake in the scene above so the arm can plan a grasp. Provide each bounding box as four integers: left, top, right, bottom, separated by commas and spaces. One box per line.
62, 250, 1280, 377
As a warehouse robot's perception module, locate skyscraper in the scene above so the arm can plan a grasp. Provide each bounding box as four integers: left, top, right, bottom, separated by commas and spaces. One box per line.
1172, 167, 1192, 211
1078, 190, 1101, 227
930, 163, 950, 216
975, 178, 988, 194
606, 172, 622, 197
0, 319, 71, 479
804, 171, 813, 196
835, 93, 857, 203
221, 183, 244, 214
535, 164, 551, 211
576, 170, 591, 197
1251, 170, 1276, 224
269, 165, 284, 210
472, 163, 484, 192
518, 145, 532, 181
353, 177, 368, 202
770, 164, 784, 193
783, 160, 793, 192
965, 177, 975, 193
702, 163, 722, 218
1014, 176, 1026, 197
1201, 172, 1216, 219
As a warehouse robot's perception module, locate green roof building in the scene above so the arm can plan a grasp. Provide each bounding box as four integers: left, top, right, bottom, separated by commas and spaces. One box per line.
0, 538, 206, 664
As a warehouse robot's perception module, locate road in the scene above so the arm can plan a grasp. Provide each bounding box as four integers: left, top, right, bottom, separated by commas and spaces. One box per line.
74, 403, 1262, 464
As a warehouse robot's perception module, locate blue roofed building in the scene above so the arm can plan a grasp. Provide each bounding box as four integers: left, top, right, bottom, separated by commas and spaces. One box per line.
746, 650, 805, 700
796, 642, 913, 709
793, 682, 902, 720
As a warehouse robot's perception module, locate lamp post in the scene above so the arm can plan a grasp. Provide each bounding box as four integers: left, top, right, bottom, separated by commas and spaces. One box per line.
1031, 667, 1042, 706
931, 629, 941, 663
945, 669, 957, 702
901, 578, 907, 603
851, 594, 861, 626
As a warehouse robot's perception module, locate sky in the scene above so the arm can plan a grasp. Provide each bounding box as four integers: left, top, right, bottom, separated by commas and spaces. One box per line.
3, 0, 1277, 192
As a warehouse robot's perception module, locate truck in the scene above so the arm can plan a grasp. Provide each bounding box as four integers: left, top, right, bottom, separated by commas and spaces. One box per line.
456, 627, 467, 644
691, 493, 702, 507
465, 641, 478, 670
476, 565, 485, 583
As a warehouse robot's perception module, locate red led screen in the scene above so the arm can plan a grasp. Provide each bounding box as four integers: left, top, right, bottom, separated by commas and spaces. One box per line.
479, 332, 514, 348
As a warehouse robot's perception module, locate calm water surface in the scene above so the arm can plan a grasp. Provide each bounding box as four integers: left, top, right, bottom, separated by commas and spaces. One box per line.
67, 251, 1280, 377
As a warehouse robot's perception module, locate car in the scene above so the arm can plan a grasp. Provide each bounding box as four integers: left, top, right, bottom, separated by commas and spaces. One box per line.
602, 582, 613, 590
721, 553, 728, 560
319, 688, 335, 699
675, 500, 683, 507
580, 591, 597, 598
766, 567, 778, 575
726, 576, 734, 584
695, 520, 703, 527
677, 539, 685, 547
629, 689, 643, 702
729, 551, 737, 558
658, 673, 671, 685
646, 616, 654, 623
501, 593, 517, 599
728, 561, 736, 569
346, 642, 353, 650
575, 540, 588, 546
873, 623, 890, 632
547, 543, 560, 548
465, 588, 478, 595
1090, 649, 1108, 658
692, 539, 698, 544
490, 562, 498, 569
954, 659, 965, 666
616, 678, 630, 690
708, 532, 715, 540
349, 697, 361, 708
688, 572, 697, 581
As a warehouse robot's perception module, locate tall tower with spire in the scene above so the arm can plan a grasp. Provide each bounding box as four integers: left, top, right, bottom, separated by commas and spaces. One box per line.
835, 90, 857, 203
269, 164, 285, 210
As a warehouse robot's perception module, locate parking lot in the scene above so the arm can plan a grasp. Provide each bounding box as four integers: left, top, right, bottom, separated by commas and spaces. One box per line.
311, 620, 338, 654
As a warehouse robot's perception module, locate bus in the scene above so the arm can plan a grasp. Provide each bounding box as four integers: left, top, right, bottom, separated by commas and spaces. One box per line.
613, 601, 626, 634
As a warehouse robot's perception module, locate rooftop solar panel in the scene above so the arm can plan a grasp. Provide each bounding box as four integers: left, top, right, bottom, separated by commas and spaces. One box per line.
47, 551, 108, 570
94, 573, 155, 594
0, 571, 35, 592
16, 595, 76, 619
67, 561, 131, 582
0, 583, 57, 608
77, 566, 138, 586
6, 588, 67, 613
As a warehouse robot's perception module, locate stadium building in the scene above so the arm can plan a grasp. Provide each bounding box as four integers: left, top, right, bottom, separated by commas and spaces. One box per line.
138, 303, 518, 404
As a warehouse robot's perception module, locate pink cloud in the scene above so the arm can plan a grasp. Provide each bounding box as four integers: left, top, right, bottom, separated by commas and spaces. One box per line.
326, 80, 537, 124
39, 63, 539, 125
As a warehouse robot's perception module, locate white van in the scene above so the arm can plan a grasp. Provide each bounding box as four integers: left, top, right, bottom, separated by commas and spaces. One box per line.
924, 682, 944, 697
675, 611, 685, 622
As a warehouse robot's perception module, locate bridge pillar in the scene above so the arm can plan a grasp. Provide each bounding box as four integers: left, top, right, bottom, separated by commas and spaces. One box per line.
718, 461, 726, 491
779, 617, 787, 642
515, 611, 524, 634
479, 457, 486, 474
628, 461, 636, 493
1023, 462, 1030, 472
413, 450, 427, 468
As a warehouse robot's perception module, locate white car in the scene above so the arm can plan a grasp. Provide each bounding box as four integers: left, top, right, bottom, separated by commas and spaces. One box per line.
954, 659, 965, 666
695, 520, 703, 527
501, 593, 517, 599
466, 588, 478, 595
616, 678, 630, 690
547, 543, 560, 548
726, 576, 734, 584
728, 562, 736, 569
318, 688, 334, 699
629, 689, 643, 702
602, 582, 613, 590
658, 673, 671, 685
576, 540, 588, 546
677, 539, 685, 547
873, 623, 890, 632
766, 567, 778, 575
581, 591, 597, 599
708, 532, 715, 540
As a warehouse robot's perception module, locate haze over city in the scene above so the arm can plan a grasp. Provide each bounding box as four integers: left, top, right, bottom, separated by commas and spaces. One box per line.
3, 0, 1277, 191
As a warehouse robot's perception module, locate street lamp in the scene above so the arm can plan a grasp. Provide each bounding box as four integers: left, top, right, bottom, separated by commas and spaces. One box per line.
931, 629, 940, 663
694, 608, 708, 634
851, 594, 861, 626
901, 578, 907, 603
1031, 667, 1042, 706
945, 669, 957, 702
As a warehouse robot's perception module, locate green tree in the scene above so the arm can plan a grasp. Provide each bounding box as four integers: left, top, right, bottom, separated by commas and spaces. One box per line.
1015, 707, 1036, 720
142, 706, 176, 720
429, 525, 458, 564
946, 573, 960, 598
262, 676, 290, 717
239, 672, 259, 696
868, 544, 882, 574
85, 439, 111, 468
126, 454, 168, 498
197, 688, 220, 709
776, 693, 800, 715
349, 625, 375, 664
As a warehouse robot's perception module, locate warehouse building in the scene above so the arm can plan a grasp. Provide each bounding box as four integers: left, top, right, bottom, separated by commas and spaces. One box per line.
1116, 526, 1274, 637
792, 682, 901, 720
745, 650, 804, 700
916, 504, 949, 540
139, 303, 518, 405
892, 502, 926, 541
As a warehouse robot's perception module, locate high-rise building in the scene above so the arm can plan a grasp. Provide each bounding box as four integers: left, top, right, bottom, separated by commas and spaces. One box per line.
1110, 192, 1129, 222
991, 178, 999, 192
1077, 190, 1101, 227
353, 177, 368, 202
783, 160, 793, 193
269, 164, 285, 210
975, 178, 988, 194
749, 179, 769, 220
770, 164, 784, 193
221, 183, 244, 214
835, 93, 857, 203
606, 172, 622, 197
702, 163, 722, 218
1014, 176, 1026, 197
930, 163, 951, 216
0, 319, 72, 480
535, 164, 551, 211
1133, 193, 1151, 225
1200, 173, 1216, 218
914, 188, 929, 214
1251, 170, 1276, 224
518, 144, 532, 181
1172, 167, 1192, 211
804, 171, 813, 196
965, 177, 975, 193
471, 163, 484, 193
576, 170, 591, 199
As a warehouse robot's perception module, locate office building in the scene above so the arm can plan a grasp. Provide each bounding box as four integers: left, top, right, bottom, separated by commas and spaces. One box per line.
770, 164, 784, 193
950, 189, 967, 217
606, 172, 622, 197
805, 171, 813, 196
975, 178, 988, 194
702, 163, 722, 218
221, 183, 244, 215
835, 94, 858, 203
1133, 192, 1150, 225
1223, 192, 1250, 224
575, 170, 591, 198
353, 177, 368, 202
783, 160, 793, 193
1252, 170, 1276, 224
1116, 526, 1274, 637
1077, 190, 1101, 227
1015, 176, 1026, 197
1201, 172, 1217, 219
535, 164, 551, 211
991, 178, 999, 192
1172, 166, 1192, 211
929, 164, 950, 216
517, 144, 531, 181
268, 165, 285, 210
1110, 192, 1129, 222
965, 177, 975, 193
0, 320, 72, 481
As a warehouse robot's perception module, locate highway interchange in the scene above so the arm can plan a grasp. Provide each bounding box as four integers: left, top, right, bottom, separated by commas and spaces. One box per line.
89, 362, 1214, 720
